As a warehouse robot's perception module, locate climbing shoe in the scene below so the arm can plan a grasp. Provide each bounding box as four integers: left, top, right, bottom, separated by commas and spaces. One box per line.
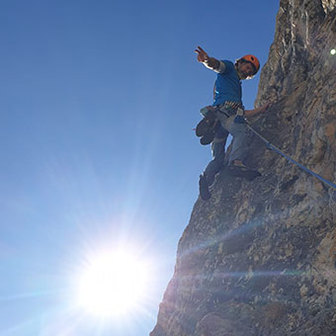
228, 161, 261, 181
199, 174, 211, 200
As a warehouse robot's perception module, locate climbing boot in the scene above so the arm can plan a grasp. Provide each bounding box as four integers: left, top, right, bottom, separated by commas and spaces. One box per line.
199, 174, 211, 200
228, 161, 261, 181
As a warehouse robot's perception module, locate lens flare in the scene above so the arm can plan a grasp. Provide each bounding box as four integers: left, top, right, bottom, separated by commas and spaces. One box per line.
76, 251, 149, 317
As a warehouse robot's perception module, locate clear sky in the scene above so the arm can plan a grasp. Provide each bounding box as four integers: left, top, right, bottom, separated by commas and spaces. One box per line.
0, 1, 279, 335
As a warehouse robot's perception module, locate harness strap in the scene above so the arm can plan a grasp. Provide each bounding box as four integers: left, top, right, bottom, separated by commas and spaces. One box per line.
216, 104, 239, 117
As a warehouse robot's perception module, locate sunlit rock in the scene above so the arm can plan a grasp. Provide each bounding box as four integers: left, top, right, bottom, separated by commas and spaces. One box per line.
151, 1, 336, 335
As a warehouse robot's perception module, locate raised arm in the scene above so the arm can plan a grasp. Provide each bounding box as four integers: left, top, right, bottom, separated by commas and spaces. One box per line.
195, 46, 226, 73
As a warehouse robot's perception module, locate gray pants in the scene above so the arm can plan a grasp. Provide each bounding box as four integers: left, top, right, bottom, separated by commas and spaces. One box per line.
202, 107, 250, 186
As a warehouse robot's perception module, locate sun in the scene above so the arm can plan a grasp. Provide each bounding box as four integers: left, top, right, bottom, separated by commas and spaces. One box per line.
76, 250, 149, 317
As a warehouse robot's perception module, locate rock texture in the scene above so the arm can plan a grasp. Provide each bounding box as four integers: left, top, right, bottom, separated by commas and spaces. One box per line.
151, 1, 336, 335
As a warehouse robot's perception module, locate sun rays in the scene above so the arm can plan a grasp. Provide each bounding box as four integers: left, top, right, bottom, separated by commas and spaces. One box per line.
76, 250, 150, 317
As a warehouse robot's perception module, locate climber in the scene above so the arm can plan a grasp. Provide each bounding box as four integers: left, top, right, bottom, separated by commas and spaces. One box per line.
195, 46, 272, 200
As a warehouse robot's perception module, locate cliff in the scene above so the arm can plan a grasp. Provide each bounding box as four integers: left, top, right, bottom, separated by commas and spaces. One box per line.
151, 1, 336, 335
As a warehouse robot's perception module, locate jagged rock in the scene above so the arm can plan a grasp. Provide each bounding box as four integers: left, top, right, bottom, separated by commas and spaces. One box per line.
151, 1, 336, 335
322, 0, 336, 13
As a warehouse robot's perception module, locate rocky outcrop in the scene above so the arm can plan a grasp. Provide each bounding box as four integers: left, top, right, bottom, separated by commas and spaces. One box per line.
151, 1, 336, 335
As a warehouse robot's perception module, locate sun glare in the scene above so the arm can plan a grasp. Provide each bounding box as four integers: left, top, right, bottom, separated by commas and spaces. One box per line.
77, 251, 149, 317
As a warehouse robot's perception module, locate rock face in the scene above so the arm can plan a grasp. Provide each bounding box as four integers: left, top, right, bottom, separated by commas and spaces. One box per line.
150, 1, 336, 335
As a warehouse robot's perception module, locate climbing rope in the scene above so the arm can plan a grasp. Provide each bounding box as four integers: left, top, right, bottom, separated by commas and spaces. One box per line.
205, 105, 336, 191
246, 122, 336, 190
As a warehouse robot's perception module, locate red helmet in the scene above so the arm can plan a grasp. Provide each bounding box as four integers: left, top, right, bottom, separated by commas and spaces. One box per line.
240, 55, 260, 75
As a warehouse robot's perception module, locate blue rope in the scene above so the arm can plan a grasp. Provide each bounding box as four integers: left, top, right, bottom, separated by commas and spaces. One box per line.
246, 123, 336, 190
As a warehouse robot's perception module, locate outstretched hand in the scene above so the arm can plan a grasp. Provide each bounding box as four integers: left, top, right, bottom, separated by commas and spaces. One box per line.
195, 46, 209, 62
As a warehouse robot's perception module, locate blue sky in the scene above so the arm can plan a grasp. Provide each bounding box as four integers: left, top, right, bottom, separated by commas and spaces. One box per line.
0, 1, 279, 335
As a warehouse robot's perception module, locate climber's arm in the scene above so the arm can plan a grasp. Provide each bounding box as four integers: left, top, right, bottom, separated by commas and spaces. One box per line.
195, 46, 226, 73
245, 101, 273, 118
